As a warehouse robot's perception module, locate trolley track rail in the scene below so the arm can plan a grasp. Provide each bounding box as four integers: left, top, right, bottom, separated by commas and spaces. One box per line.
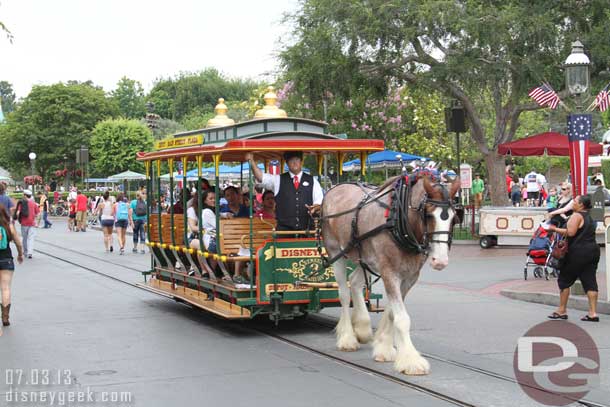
32, 247, 608, 407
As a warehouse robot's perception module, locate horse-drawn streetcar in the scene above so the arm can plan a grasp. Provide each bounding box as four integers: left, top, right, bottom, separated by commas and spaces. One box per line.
136, 91, 385, 322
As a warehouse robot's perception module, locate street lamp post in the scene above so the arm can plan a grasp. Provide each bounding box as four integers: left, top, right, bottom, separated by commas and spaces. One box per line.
563, 40, 592, 197
28, 152, 36, 194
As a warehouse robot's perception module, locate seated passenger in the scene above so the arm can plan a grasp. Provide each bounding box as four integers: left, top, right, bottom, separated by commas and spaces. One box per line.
188, 190, 231, 282
255, 190, 276, 220
220, 186, 249, 218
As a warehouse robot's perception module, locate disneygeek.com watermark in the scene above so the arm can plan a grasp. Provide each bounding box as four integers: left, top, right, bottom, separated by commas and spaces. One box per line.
513, 320, 600, 406
3, 368, 133, 406
5, 388, 132, 405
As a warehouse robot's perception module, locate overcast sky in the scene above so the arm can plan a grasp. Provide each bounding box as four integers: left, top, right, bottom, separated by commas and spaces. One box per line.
1, 0, 299, 99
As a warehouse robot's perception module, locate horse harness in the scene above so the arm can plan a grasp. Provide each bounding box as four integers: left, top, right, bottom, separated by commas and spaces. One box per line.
315, 176, 456, 278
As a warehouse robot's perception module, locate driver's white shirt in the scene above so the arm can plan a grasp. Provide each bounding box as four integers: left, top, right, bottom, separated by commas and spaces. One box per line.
261, 171, 324, 205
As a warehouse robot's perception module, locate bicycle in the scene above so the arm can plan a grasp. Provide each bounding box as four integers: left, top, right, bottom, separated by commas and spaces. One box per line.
51, 201, 69, 217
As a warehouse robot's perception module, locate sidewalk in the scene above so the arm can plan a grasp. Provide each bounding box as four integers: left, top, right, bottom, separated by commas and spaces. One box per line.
500, 271, 610, 314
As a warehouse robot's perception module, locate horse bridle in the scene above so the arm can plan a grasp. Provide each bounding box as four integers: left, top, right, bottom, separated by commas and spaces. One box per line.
413, 183, 457, 250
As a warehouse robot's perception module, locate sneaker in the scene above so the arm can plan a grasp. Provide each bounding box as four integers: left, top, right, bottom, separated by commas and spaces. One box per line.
140, 250, 146, 254
120, 248, 125, 255
132, 248, 138, 253
188, 268, 196, 276
27, 254, 32, 259
109, 246, 113, 252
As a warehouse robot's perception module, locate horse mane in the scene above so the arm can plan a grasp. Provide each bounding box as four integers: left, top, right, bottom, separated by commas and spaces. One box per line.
378, 175, 401, 192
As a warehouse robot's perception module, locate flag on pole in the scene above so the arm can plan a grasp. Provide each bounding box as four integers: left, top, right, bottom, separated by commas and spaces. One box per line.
567, 114, 592, 196
269, 160, 280, 175
176, 161, 183, 188
594, 84, 610, 112
528, 83, 561, 109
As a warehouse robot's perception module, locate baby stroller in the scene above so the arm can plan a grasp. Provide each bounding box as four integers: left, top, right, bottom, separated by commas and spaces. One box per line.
523, 224, 560, 280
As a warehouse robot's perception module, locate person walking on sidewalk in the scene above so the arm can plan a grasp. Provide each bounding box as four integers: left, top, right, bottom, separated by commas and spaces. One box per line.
547, 195, 600, 322
97, 191, 115, 252
14, 189, 39, 259
0, 204, 24, 336
0, 182, 14, 218
129, 192, 147, 254
75, 189, 88, 232
113, 193, 129, 255
40, 192, 52, 228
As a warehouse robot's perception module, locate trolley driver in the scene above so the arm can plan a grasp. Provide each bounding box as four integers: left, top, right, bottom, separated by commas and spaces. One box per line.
246, 152, 323, 231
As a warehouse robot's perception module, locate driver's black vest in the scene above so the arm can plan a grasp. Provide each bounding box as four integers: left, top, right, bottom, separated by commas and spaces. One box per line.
275, 172, 314, 231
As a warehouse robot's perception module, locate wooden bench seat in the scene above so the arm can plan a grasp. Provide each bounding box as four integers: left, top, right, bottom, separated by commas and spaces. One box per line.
149, 213, 187, 247
218, 217, 276, 261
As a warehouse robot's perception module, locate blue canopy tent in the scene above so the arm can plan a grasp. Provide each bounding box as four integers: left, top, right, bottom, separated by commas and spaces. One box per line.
343, 150, 430, 177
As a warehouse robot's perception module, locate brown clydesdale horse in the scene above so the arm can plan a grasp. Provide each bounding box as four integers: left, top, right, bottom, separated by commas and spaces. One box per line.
321, 175, 460, 375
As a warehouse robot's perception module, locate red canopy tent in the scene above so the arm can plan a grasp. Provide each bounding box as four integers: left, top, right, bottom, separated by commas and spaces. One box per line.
498, 132, 603, 156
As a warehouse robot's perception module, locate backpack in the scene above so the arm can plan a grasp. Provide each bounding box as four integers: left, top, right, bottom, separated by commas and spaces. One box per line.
15, 198, 29, 220
116, 202, 129, 220
0, 226, 8, 250
135, 199, 147, 216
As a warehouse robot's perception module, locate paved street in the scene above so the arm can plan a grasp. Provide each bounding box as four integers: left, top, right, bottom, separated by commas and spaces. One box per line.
1, 219, 608, 406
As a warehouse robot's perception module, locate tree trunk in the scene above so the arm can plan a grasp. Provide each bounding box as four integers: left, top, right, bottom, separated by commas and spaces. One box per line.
484, 151, 509, 206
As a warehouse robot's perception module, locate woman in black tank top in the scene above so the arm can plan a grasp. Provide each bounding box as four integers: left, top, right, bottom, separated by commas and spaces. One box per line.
0, 203, 24, 334
547, 195, 600, 322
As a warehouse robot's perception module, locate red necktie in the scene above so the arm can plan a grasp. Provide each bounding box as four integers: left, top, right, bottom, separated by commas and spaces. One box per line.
293, 175, 299, 190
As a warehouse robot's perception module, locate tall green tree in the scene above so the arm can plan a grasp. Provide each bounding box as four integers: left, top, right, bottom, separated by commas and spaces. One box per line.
90, 119, 153, 176
148, 68, 260, 120
280, 0, 610, 204
0, 83, 117, 179
0, 81, 16, 114
110, 77, 146, 119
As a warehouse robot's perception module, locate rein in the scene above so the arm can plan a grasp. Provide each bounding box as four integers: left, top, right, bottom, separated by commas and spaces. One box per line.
316, 177, 455, 271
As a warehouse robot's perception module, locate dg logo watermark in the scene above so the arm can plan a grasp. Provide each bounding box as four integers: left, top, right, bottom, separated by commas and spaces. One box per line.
513, 321, 600, 406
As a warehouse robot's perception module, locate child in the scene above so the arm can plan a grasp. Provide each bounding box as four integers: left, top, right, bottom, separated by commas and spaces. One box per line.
546, 187, 558, 209
521, 186, 528, 207
68, 198, 77, 231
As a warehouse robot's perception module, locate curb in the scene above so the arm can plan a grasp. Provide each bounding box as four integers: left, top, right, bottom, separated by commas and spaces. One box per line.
500, 289, 610, 315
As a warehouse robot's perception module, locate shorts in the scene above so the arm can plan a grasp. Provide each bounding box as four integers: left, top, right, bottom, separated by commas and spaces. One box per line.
558, 249, 600, 292
101, 219, 114, 228
115, 219, 128, 228
69, 214, 76, 219
511, 191, 521, 205
0, 258, 15, 271
527, 191, 539, 200
207, 238, 217, 253
76, 210, 87, 224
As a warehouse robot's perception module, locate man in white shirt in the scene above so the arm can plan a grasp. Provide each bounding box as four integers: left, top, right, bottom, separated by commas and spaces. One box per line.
525, 169, 541, 207
246, 151, 323, 231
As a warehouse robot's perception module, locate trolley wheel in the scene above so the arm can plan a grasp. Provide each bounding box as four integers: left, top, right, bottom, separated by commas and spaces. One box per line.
533, 266, 543, 278
480, 236, 494, 249
523, 268, 528, 280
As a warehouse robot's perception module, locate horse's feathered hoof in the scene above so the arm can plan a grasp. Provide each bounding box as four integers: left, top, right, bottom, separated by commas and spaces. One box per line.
373, 345, 396, 362
337, 335, 360, 352
395, 354, 430, 375
353, 319, 373, 344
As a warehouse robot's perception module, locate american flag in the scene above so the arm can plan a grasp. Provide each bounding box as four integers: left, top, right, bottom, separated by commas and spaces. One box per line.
528, 83, 561, 109
567, 114, 592, 196
594, 84, 610, 112
269, 160, 280, 175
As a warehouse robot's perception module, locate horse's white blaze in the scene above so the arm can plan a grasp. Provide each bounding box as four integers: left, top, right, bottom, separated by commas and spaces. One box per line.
428, 206, 454, 270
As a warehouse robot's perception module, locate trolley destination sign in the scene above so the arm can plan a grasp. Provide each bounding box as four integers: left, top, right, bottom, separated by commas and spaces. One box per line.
154, 134, 204, 150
